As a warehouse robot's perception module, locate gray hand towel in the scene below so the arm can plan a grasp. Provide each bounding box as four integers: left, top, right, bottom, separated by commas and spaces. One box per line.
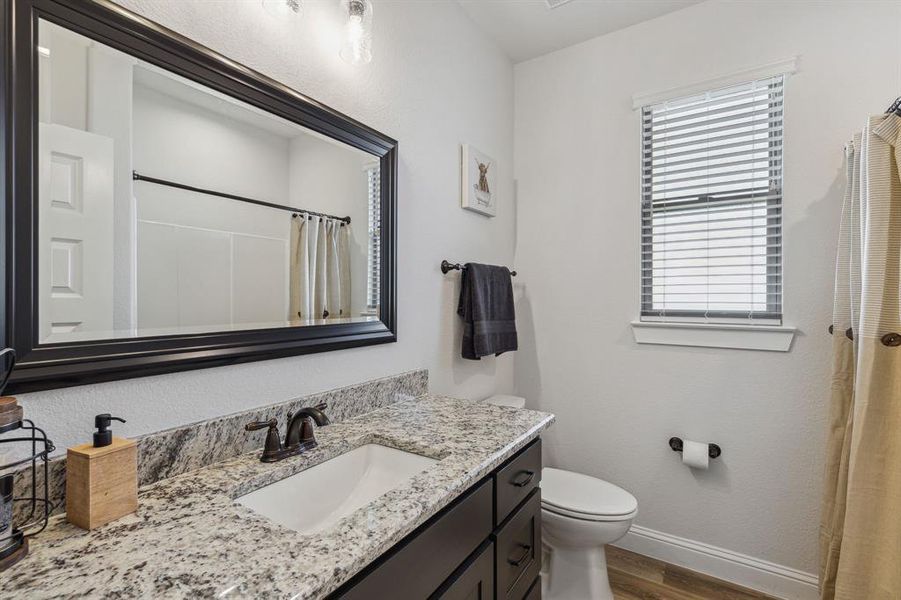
457, 263, 517, 360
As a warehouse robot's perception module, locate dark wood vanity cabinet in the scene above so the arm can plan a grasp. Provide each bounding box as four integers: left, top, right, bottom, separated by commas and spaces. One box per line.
330, 439, 542, 600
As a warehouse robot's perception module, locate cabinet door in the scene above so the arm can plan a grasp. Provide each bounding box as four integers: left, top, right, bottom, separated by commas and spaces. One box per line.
431, 541, 495, 600
333, 480, 492, 599
495, 489, 541, 600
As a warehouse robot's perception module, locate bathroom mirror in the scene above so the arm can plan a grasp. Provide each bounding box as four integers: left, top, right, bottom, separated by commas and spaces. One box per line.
37, 20, 381, 343
2, 0, 398, 392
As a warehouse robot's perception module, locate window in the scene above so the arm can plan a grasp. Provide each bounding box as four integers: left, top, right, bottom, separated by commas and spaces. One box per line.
366, 163, 381, 311
640, 75, 784, 324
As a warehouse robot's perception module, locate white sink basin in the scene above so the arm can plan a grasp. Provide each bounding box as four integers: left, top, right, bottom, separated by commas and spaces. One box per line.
236, 444, 438, 534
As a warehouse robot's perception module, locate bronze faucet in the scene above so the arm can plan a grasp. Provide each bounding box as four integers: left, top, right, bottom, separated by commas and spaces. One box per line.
245, 402, 330, 463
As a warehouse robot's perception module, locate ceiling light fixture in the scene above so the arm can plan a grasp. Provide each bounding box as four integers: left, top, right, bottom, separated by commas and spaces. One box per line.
261, 0, 302, 19
339, 0, 372, 65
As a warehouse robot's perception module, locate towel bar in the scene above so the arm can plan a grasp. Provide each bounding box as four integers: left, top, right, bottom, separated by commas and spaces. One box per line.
441, 260, 516, 276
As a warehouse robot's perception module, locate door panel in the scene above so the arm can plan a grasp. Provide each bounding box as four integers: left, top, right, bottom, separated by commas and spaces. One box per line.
38, 123, 115, 342
432, 541, 495, 600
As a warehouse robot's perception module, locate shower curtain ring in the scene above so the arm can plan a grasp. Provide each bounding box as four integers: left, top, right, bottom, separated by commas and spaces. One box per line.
881, 333, 901, 347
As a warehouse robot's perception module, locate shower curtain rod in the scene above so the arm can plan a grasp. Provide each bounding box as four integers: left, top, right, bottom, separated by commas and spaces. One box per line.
132, 171, 351, 224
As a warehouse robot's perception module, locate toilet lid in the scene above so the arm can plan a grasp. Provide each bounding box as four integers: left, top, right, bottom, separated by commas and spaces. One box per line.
540, 467, 638, 518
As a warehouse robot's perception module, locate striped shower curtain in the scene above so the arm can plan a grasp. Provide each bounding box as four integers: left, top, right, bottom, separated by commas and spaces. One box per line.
819, 113, 901, 599
289, 214, 352, 321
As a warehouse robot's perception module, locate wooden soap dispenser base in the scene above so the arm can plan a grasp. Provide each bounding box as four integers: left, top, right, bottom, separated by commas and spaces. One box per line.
66, 414, 137, 530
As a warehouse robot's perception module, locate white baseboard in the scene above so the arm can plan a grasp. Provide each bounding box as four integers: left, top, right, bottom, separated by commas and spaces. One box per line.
613, 525, 819, 600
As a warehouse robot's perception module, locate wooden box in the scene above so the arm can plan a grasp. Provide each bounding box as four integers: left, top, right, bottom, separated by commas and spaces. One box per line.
66, 437, 137, 530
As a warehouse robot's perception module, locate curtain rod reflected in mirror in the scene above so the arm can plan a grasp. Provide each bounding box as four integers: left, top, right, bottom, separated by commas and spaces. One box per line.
132, 171, 351, 224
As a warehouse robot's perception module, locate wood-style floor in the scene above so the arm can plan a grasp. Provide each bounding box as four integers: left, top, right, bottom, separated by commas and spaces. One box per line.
607, 546, 780, 600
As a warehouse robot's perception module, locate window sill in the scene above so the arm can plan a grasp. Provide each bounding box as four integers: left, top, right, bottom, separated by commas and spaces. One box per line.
630, 321, 796, 352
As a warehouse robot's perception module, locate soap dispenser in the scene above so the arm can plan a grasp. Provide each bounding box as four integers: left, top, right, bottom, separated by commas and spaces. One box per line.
93, 414, 126, 448
66, 414, 137, 530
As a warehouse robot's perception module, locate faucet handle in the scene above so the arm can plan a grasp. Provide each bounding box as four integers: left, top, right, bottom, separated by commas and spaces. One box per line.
245, 418, 277, 431
245, 418, 283, 462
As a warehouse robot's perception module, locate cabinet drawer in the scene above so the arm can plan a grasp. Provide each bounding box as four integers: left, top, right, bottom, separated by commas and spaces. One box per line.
335, 479, 493, 600
495, 439, 541, 525
430, 541, 494, 600
494, 489, 542, 600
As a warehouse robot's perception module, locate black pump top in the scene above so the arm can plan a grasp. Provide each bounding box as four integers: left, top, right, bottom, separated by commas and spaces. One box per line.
93, 413, 126, 447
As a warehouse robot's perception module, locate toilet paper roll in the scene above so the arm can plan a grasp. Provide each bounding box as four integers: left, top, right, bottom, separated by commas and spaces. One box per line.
681, 440, 710, 470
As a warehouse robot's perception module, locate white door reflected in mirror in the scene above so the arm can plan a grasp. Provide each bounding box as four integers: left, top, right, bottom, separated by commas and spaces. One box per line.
38, 124, 115, 342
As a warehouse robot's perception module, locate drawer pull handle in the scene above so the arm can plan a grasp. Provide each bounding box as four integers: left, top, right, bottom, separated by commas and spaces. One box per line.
507, 544, 532, 567
511, 470, 535, 487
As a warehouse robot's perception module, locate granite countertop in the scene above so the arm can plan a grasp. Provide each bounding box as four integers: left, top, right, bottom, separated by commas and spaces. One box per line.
4, 395, 554, 599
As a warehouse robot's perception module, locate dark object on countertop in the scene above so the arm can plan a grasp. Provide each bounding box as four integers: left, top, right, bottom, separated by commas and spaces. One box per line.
93, 414, 126, 448
245, 403, 329, 463
457, 263, 517, 360
0, 380, 55, 569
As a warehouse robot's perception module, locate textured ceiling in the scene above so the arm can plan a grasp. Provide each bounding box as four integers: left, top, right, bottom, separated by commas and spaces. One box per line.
457, 0, 702, 63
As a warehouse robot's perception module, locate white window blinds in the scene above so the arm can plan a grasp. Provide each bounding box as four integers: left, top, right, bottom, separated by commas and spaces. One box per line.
366, 164, 381, 311
640, 75, 784, 324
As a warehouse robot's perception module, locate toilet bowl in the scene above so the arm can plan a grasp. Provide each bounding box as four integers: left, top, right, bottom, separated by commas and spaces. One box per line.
483, 395, 638, 600
540, 468, 637, 600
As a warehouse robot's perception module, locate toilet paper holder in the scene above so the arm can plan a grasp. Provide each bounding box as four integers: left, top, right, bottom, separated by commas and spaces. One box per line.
669, 437, 721, 459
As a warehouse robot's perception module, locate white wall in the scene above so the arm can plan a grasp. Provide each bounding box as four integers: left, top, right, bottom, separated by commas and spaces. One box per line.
87, 46, 136, 332
133, 83, 291, 330
19, 1, 515, 453
133, 83, 290, 204
514, 0, 901, 578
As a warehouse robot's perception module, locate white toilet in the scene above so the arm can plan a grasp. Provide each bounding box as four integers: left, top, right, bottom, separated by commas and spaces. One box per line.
540, 468, 637, 600
484, 395, 638, 600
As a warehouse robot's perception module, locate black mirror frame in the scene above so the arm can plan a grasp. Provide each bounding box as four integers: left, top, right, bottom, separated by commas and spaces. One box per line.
0, 0, 398, 393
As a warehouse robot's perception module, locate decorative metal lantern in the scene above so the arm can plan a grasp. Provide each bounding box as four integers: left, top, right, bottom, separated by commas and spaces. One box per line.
0, 349, 54, 570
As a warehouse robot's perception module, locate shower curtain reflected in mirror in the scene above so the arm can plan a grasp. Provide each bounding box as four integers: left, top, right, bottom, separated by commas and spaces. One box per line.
289, 214, 352, 321
820, 112, 901, 599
